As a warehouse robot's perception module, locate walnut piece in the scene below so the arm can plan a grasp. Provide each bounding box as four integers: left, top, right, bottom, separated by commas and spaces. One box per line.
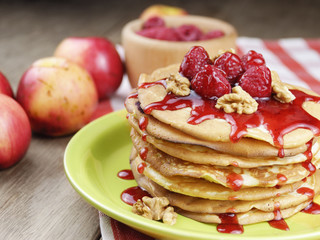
132, 196, 177, 225
271, 71, 295, 103
132, 199, 153, 219
166, 73, 190, 96
162, 206, 177, 225
215, 86, 258, 114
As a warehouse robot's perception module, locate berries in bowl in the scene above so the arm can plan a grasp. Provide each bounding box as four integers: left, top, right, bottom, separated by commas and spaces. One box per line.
122, 15, 237, 87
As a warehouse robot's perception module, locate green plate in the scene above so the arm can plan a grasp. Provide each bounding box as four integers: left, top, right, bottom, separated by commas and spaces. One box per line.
64, 109, 320, 240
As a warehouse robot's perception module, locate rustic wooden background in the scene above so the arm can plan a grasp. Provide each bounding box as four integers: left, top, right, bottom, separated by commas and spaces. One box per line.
0, 0, 319, 239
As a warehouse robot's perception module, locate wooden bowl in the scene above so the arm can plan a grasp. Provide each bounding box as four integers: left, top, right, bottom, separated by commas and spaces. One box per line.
121, 15, 237, 88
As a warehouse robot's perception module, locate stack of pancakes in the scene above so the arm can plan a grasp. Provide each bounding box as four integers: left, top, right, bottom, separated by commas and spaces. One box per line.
125, 64, 320, 226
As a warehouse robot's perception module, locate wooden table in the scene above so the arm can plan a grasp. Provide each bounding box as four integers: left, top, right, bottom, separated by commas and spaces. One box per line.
0, 0, 319, 239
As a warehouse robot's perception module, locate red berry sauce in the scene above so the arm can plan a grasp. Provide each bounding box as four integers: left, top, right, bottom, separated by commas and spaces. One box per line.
217, 213, 244, 234
137, 162, 147, 174
139, 147, 148, 161
141, 82, 320, 158
277, 174, 288, 185
302, 139, 316, 176
226, 172, 243, 191
128, 92, 138, 99
121, 186, 151, 206
117, 169, 134, 180
297, 187, 315, 200
139, 116, 149, 132
268, 202, 289, 231
301, 202, 320, 214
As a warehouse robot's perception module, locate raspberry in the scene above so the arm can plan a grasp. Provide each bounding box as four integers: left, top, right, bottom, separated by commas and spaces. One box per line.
137, 27, 180, 41
179, 46, 213, 80
191, 64, 231, 99
142, 16, 165, 29
241, 50, 266, 71
155, 27, 180, 41
238, 65, 272, 98
214, 52, 243, 85
175, 24, 203, 41
200, 30, 225, 40
136, 27, 160, 39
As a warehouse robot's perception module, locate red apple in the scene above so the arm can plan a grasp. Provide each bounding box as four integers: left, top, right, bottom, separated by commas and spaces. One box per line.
54, 37, 124, 100
140, 4, 188, 20
0, 72, 14, 97
16, 57, 98, 137
0, 94, 31, 169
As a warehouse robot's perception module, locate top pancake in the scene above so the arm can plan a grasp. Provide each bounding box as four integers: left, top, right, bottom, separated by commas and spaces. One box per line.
126, 96, 308, 158
137, 64, 320, 148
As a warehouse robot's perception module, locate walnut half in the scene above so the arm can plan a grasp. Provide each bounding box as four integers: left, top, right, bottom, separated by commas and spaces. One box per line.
166, 73, 190, 97
215, 86, 258, 114
132, 196, 177, 225
271, 71, 295, 103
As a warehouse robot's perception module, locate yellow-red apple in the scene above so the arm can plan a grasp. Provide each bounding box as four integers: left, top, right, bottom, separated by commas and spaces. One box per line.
54, 37, 124, 100
140, 4, 188, 20
16, 57, 98, 137
0, 94, 31, 169
0, 72, 14, 97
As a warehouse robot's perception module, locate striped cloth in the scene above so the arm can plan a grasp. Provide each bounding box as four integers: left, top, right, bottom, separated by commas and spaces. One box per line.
100, 37, 320, 240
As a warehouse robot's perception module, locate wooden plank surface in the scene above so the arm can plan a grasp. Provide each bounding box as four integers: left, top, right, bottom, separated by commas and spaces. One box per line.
0, 0, 319, 239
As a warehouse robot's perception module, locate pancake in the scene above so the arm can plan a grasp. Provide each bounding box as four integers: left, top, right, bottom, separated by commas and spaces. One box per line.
131, 154, 305, 201
126, 96, 309, 158
129, 121, 320, 168
131, 153, 316, 225
137, 64, 320, 148
176, 201, 311, 225
132, 160, 320, 214
135, 127, 319, 168
131, 129, 320, 188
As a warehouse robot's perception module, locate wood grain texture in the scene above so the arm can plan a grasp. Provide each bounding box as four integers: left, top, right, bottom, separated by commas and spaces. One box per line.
0, 0, 318, 239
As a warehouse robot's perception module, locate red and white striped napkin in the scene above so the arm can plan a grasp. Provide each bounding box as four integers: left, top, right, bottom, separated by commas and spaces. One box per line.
99, 37, 320, 240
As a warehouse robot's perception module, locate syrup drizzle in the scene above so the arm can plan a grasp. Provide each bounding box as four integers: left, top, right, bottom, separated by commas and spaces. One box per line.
128, 92, 138, 99
139, 79, 167, 89
301, 202, 320, 214
217, 213, 244, 234
302, 139, 316, 176
226, 173, 243, 191
297, 186, 320, 215
142, 133, 148, 141
117, 169, 134, 180
139, 147, 148, 161
277, 173, 288, 185
121, 186, 151, 205
137, 162, 147, 174
141, 82, 320, 157
297, 187, 315, 200
139, 116, 149, 132
268, 202, 289, 231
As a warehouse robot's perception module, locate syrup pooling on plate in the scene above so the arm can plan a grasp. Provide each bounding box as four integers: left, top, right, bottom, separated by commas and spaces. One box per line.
141, 81, 320, 156
121, 186, 151, 206
117, 169, 134, 180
